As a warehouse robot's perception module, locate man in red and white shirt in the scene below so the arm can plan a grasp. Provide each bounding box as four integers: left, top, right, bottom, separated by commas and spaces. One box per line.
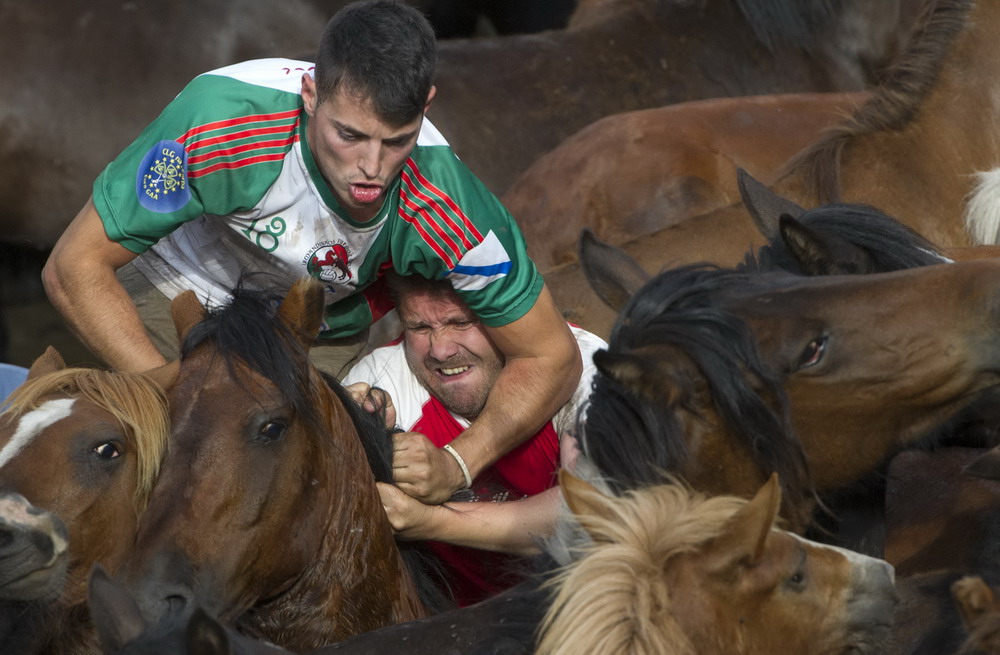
344, 273, 604, 606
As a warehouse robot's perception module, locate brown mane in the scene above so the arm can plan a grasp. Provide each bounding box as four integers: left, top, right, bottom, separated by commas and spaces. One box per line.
537, 480, 751, 655
784, 0, 972, 202
2, 368, 169, 512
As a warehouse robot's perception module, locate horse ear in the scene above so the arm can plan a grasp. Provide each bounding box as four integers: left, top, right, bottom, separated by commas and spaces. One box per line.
87, 564, 148, 651
186, 608, 232, 655
276, 278, 325, 348
26, 346, 65, 380
172, 290, 207, 344
141, 360, 180, 393
779, 214, 872, 276
559, 469, 618, 542
593, 348, 691, 407
579, 228, 650, 311
704, 473, 782, 578
952, 576, 997, 629
964, 446, 1000, 480
737, 168, 806, 240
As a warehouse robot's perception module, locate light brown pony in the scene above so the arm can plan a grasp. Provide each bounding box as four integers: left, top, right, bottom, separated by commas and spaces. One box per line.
537, 472, 897, 655
505, 91, 868, 271
0, 347, 173, 653
544, 0, 1000, 332
120, 279, 432, 652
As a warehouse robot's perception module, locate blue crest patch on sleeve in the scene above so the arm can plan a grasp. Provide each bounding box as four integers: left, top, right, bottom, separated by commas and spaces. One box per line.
135, 140, 192, 213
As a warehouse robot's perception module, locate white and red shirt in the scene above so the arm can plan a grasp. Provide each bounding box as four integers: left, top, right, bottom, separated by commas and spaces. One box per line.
344, 326, 606, 605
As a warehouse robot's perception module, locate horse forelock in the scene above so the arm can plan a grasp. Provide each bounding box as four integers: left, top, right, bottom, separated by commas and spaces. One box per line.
537, 482, 749, 655
600, 267, 815, 522
783, 0, 973, 202
1, 368, 169, 513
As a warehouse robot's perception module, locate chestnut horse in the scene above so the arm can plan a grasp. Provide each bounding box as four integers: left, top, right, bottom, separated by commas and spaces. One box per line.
505, 91, 868, 271
119, 279, 442, 652
544, 0, 1000, 331
90, 473, 899, 655
581, 260, 1000, 545
0, 347, 172, 654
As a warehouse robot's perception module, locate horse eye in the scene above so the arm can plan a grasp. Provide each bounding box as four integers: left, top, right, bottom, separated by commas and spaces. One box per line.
256, 420, 287, 443
797, 336, 828, 369
92, 442, 121, 460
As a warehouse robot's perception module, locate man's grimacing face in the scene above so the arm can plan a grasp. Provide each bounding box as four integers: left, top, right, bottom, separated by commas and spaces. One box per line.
399, 288, 504, 420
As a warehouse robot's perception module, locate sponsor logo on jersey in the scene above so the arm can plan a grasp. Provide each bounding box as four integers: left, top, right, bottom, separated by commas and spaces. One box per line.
136, 140, 191, 213
447, 230, 512, 291
305, 240, 354, 284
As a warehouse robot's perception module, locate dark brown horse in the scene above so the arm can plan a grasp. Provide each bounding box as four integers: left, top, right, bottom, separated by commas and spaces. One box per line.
544, 0, 1000, 331
581, 260, 1000, 541
0, 347, 173, 653
120, 279, 442, 652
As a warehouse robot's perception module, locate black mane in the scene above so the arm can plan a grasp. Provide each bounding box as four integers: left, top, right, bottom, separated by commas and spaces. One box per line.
743, 202, 948, 274
582, 266, 815, 520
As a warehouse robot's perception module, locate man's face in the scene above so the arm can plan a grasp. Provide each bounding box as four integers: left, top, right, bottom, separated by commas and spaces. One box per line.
302, 75, 432, 223
400, 288, 504, 420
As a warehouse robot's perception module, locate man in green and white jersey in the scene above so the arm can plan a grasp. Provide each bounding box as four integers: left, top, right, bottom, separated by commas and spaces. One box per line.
43, 0, 582, 505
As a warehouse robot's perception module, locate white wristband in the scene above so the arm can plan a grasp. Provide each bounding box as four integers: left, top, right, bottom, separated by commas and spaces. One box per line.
442, 443, 473, 490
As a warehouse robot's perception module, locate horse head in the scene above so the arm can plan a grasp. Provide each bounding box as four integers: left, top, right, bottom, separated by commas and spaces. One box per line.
538, 471, 897, 655
123, 278, 426, 651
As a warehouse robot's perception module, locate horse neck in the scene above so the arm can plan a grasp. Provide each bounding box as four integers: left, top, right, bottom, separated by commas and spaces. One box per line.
244, 390, 426, 650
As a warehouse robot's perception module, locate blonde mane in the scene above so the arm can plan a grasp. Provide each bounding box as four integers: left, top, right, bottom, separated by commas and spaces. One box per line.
2, 368, 169, 512
537, 481, 749, 655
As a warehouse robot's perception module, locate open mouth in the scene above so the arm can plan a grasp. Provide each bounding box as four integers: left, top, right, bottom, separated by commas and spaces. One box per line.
439, 365, 471, 377
350, 183, 382, 204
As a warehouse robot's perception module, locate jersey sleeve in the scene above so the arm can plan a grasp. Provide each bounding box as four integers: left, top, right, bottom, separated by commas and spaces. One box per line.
93, 72, 302, 254
388, 147, 543, 327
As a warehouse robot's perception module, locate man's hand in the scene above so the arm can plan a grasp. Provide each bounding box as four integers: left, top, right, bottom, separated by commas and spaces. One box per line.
392, 431, 466, 504
343, 382, 396, 429
376, 481, 439, 540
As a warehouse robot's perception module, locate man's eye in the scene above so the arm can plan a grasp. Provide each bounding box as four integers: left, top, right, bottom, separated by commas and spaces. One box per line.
408, 326, 431, 335
338, 131, 358, 141
453, 321, 475, 331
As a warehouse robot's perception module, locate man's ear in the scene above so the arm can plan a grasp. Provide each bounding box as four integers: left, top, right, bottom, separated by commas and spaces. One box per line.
302, 72, 317, 115
424, 85, 437, 112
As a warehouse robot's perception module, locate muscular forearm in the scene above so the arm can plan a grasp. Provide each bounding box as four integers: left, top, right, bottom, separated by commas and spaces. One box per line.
452, 334, 582, 479
43, 258, 167, 372
389, 485, 562, 556
43, 198, 167, 372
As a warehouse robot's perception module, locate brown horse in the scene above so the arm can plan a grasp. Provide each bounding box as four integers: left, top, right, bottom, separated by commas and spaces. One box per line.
505, 91, 868, 271
544, 0, 1000, 331
0, 347, 173, 653
120, 279, 439, 652
431, 0, 919, 196
582, 259, 1000, 542
537, 472, 896, 655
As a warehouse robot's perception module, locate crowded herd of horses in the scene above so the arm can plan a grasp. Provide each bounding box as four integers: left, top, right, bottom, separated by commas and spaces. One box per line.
6, 0, 1000, 652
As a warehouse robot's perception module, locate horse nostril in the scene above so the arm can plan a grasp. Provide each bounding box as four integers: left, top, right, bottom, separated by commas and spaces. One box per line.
0, 527, 13, 550
165, 592, 191, 617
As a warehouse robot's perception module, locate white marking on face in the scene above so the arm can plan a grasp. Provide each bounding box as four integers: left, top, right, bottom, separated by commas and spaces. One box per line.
789, 532, 896, 582
0, 398, 75, 471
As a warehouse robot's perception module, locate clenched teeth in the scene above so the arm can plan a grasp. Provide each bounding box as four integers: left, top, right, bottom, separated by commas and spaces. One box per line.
440, 365, 470, 376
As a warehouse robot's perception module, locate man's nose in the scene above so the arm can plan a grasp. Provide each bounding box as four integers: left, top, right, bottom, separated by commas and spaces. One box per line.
359, 142, 382, 179
428, 330, 459, 360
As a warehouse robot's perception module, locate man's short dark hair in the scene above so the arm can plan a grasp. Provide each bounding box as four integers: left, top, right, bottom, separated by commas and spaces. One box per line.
314, 0, 437, 126
386, 271, 456, 308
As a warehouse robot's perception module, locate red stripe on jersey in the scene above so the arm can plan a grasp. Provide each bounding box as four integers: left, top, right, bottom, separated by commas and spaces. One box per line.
400, 169, 476, 254
187, 144, 295, 178
403, 160, 484, 243
398, 206, 456, 269
177, 109, 300, 145
400, 191, 463, 263
187, 122, 297, 154
188, 132, 298, 166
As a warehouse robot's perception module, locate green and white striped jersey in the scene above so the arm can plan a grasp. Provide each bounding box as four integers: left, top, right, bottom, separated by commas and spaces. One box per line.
95, 58, 541, 338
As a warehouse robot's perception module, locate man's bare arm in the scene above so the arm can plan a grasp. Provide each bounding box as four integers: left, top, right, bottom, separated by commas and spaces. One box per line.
42, 197, 168, 372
